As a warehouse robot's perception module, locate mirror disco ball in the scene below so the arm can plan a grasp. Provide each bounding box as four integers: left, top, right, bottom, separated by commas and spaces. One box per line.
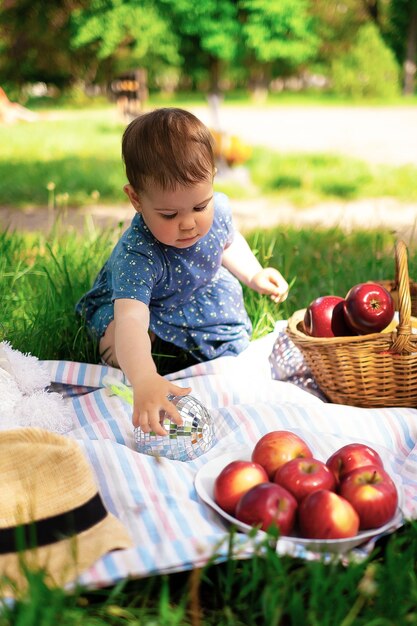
134, 394, 215, 461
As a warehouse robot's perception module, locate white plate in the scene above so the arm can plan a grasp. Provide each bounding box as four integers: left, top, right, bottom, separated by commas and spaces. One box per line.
195, 446, 404, 554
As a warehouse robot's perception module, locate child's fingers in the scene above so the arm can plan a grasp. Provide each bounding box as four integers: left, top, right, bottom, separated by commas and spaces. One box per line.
162, 399, 183, 426
136, 408, 169, 436
149, 415, 169, 436
169, 383, 192, 396
271, 289, 289, 303
132, 385, 191, 434
255, 269, 288, 299
166, 385, 191, 425
271, 276, 289, 295
265, 271, 289, 303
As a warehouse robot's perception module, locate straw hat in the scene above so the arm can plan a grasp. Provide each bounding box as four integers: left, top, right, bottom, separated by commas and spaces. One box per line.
0, 428, 133, 597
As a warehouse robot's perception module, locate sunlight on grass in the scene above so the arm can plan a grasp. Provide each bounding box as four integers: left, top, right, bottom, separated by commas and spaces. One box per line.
148, 90, 417, 108
249, 148, 417, 206
0, 222, 399, 360
0, 224, 118, 360
1, 107, 417, 209
0, 112, 126, 208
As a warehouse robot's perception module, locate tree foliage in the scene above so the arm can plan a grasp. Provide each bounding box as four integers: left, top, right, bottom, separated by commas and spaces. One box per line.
330, 21, 401, 97
385, 0, 417, 94
71, 0, 181, 80
240, 0, 318, 65
0, 0, 89, 91
0, 0, 415, 96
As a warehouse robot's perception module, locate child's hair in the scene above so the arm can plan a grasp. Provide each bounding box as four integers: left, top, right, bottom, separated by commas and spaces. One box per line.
122, 107, 215, 192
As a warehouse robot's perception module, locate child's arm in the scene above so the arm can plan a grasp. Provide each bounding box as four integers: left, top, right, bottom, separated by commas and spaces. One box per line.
221, 231, 289, 303
114, 299, 191, 435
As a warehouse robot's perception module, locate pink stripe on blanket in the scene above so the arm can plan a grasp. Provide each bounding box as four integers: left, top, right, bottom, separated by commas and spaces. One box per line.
66, 361, 76, 383
83, 394, 111, 438
133, 460, 177, 542
233, 406, 261, 443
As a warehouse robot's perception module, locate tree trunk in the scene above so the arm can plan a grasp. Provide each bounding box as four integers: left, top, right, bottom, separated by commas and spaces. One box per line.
403, 5, 417, 95
208, 56, 221, 95
207, 56, 223, 131
248, 63, 272, 103
363, 0, 379, 24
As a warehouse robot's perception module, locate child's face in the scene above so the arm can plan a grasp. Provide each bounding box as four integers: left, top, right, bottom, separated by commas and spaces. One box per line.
125, 179, 215, 248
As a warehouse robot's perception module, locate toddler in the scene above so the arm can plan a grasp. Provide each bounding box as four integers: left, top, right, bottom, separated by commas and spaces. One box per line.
76, 108, 288, 435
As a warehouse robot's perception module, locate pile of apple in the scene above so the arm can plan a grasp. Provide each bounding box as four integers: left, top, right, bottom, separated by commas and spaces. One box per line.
303, 282, 395, 337
213, 431, 399, 540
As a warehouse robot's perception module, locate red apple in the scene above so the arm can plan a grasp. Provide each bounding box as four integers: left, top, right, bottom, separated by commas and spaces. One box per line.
298, 489, 360, 540
235, 482, 298, 535
213, 460, 269, 516
326, 443, 384, 483
339, 465, 398, 530
343, 282, 395, 334
273, 457, 336, 502
252, 430, 313, 480
303, 295, 354, 337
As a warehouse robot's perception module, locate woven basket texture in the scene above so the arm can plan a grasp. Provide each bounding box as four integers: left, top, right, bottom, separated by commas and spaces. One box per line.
286, 240, 417, 408
377, 279, 417, 318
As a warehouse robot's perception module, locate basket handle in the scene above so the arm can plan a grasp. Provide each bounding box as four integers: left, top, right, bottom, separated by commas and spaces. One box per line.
390, 240, 414, 353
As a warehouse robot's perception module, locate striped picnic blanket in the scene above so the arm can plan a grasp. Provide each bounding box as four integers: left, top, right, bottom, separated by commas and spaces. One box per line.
44, 322, 417, 591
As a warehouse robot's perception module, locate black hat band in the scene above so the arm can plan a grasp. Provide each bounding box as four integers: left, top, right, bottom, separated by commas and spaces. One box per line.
0, 492, 107, 554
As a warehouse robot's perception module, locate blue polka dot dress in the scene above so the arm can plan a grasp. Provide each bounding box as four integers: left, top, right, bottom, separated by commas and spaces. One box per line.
75, 192, 252, 361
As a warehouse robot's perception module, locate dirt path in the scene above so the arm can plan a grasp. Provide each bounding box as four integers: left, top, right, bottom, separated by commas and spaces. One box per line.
191, 104, 417, 167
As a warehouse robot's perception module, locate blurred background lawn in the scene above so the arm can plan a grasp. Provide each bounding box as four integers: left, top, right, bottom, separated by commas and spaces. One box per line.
1, 100, 417, 210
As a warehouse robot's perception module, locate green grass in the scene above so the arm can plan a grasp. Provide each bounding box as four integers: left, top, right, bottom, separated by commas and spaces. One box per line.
2, 533, 417, 625
129, 89, 417, 108
0, 223, 400, 360
27, 87, 417, 110
1, 106, 417, 209
249, 148, 417, 205
0, 110, 126, 208
1, 478, 417, 624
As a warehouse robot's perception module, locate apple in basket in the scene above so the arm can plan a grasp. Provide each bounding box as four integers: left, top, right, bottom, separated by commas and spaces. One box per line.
252, 430, 313, 480
339, 465, 398, 530
235, 482, 298, 535
303, 295, 354, 338
343, 282, 395, 334
273, 457, 337, 502
298, 489, 360, 540
326, 443, 384, 483
213, 460, 269, 516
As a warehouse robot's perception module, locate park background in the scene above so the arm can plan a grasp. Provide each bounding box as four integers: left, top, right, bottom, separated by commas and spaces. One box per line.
2, 1, 417, 625
1, 0, 417, 235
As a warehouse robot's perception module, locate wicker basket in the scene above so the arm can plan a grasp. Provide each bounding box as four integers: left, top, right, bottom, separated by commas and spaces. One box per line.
286, 240, 417, 408
376, 279, 417, 318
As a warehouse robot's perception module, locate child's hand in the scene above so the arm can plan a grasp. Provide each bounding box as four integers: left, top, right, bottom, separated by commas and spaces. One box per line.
132, 374, 191, 436
249, 268, 289, 303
